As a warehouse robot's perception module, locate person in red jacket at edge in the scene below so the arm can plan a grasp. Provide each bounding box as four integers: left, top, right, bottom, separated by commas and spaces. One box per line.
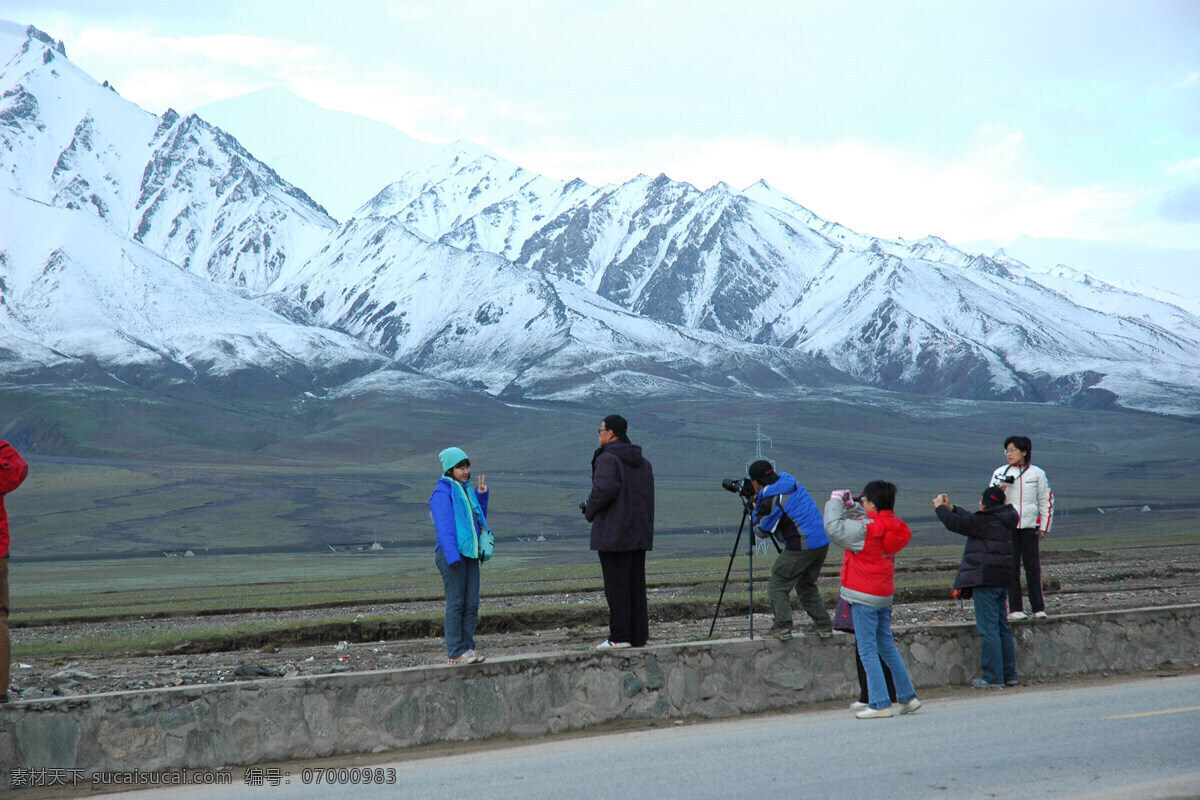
0, 440, 29, 704
824, 480, 922, 719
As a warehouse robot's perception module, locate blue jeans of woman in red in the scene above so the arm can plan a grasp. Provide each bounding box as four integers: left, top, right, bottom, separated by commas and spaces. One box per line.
850, 602, 918, 710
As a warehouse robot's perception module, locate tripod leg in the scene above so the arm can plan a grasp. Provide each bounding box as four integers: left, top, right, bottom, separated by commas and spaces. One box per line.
708, 506, 750, 638
748, 512, 755, 639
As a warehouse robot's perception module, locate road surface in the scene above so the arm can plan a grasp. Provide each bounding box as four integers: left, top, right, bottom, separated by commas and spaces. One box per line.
85, 673, 1200, 800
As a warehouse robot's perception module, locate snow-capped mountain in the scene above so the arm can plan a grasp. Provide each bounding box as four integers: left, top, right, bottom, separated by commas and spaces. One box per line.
767, 242, 1200, 408
0, 185, 386, 396
272, 215, 842, 399
358, 149, 831, 340
1, 20, 1198, 415
193, 87, 441, 222
0, 22, 334, 292
358, 144, 1200, 411
0, 23, 381, 395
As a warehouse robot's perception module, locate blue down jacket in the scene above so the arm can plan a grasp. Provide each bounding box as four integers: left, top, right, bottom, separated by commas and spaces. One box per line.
430, 478, 490, 565
751, 472, 829, 552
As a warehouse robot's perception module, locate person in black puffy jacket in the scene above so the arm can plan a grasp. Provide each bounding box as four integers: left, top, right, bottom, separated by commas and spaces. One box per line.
934, 486, 1019, 689
584, 415, 654, 649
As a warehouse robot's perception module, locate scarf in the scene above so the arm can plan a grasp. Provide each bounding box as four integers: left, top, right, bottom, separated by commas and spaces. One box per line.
446, 478, 490, 560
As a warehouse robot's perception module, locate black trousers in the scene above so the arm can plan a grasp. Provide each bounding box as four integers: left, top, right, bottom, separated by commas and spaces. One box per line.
598, 549, 649, 646
1009, 528, 1045, 613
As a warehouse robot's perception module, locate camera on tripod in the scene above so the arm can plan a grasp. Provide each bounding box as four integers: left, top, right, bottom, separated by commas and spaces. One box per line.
709, 471, 774, 639
722, 477, 756, 500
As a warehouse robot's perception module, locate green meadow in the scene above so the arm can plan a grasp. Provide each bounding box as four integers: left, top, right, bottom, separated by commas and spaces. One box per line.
4, 385, 1199, 635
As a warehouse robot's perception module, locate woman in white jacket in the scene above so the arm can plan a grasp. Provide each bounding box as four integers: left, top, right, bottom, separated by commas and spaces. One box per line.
991, 436, 1053, 621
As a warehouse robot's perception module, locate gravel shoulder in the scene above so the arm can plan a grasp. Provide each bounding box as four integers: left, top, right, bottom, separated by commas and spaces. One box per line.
9, 546, 1200, 699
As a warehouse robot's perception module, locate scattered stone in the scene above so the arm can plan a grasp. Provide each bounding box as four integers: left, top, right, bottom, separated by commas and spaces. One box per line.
232, 664, 280, 679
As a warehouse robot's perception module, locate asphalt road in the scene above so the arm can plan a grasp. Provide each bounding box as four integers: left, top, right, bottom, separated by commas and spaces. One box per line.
94, 674, 1200, 800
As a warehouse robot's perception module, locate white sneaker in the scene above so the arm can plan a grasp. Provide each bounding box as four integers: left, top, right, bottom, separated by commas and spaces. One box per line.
1008, 611, 1028, 621
1033, 611, 1048, 619
596, 640, 631, 649
850, 701, 869, 709
465, 649, 486, 663
855, 706, 894, 719
898, 698, 922, 715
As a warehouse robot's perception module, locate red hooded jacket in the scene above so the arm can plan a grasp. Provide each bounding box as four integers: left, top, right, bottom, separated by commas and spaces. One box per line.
0, 441, 29, 558
839, 510, 912, 603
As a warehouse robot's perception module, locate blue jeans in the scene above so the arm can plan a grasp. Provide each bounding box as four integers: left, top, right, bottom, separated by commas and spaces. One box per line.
436, 548, 480, 658
973, 586, 1017, 685
851, 603, 917, 710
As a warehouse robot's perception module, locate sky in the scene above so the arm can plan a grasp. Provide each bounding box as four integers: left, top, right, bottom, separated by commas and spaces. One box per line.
4, 0, 1198, 297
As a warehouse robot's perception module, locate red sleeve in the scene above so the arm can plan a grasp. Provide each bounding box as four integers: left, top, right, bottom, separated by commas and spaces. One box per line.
881, 516, 912, 555
0, 442, 28, 494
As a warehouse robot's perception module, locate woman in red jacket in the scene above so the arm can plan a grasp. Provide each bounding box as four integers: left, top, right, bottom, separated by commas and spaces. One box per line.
824, 480, 921, 719
0, 440, 30, 703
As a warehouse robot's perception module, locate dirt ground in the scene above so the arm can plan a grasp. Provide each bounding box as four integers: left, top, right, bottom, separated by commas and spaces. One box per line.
8, 544, 1200, 699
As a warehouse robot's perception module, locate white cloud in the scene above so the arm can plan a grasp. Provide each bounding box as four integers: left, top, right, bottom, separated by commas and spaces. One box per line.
63, 24, 539, 147
68, 27, 330, 112
1166, 157, 1200, 176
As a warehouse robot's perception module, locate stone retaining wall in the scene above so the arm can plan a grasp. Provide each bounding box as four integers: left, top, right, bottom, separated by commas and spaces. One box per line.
3, 604, 1198, 789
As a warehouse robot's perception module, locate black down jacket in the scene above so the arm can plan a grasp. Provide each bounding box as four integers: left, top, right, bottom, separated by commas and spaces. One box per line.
936, 503, 1018, 590
585, 440, 655, 552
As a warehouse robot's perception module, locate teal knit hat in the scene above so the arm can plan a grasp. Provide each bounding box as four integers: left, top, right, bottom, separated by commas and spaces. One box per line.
439, 447, 470, 473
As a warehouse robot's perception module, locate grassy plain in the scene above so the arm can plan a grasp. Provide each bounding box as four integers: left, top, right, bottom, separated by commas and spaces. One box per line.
4, 385, 1199, 638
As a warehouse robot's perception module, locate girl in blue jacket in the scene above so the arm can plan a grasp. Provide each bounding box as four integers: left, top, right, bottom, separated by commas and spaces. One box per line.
430, 447, 493, 664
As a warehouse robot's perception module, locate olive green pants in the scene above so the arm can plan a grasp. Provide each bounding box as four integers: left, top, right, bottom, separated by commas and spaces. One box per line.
768, 545, 831, 631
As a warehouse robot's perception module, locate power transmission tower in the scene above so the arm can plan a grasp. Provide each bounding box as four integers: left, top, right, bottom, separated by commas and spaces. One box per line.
755, 424, 772, 461
754, 425, 774, 555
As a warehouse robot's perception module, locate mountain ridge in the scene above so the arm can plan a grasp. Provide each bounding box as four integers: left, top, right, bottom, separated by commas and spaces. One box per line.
2, 20, 1199, 418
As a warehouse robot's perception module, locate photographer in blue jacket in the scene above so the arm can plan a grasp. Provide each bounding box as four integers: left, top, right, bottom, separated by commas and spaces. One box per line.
748, 460, 833, 639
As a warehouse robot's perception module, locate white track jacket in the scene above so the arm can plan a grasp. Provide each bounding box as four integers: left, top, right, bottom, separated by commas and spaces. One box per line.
990, 463, 1053, 533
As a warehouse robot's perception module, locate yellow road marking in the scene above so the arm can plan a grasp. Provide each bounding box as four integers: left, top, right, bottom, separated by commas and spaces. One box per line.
1104, 706, 1200, 720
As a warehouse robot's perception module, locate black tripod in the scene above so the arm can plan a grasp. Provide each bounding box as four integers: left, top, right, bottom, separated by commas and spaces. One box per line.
708, 494, 778, 639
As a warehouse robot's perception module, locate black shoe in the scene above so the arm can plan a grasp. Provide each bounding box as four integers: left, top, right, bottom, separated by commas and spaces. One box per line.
763, 626, 793, 641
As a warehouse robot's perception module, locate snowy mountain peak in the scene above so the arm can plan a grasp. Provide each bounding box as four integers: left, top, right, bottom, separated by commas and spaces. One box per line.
0, 21, 65, 59
193, 87, 440, 220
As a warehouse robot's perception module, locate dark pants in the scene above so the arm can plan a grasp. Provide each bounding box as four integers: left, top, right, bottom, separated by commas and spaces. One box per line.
767, 545, 831, 631
1009, 528, 1045, 613
598, 550, 649, 646
855, 649, 896, 704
